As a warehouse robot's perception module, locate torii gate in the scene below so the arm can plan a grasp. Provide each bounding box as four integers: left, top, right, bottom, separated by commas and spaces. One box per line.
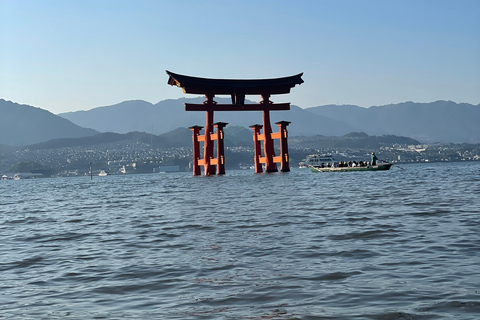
166, 70, 303, 175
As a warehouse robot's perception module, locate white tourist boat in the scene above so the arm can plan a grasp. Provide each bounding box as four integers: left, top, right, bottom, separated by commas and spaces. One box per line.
299, 154, 335, 168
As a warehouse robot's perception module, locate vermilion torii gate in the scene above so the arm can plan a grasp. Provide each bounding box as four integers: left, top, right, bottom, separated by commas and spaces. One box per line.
166, 70, 303, 175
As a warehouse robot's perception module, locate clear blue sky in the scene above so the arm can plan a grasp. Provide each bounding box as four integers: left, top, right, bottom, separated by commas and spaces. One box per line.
1, 0, 479, 114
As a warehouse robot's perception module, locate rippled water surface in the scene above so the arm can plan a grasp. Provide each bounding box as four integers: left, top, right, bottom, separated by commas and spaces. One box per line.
1, 162, 480, 319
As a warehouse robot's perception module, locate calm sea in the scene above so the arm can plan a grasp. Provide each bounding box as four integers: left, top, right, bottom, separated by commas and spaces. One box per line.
1, 162, 479, 320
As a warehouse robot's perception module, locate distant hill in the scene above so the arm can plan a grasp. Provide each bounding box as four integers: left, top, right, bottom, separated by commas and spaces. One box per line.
306, 101, 480, 143
0, 99, 98, 146
59, 98, 358, 137
25, 128, 419, 152
26, 126, 262, 151
59, 98, 480, 143
27, 130, 192, 150
3, 98, 478, 146
290, 132, 420, 149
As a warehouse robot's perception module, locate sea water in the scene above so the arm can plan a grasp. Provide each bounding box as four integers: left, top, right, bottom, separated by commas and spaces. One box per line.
1, 162, 479, 319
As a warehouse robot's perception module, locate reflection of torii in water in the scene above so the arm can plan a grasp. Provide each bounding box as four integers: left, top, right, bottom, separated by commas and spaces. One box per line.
166, 70, 304, 175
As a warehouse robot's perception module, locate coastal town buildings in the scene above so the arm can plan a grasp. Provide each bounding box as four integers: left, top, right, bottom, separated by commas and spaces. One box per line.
1, 140, 479, 178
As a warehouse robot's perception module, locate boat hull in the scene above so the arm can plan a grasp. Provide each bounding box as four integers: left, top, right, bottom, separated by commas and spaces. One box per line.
308, 163, 392, 172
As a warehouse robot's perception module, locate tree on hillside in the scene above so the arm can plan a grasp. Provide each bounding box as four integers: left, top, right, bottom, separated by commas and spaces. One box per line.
10, 161, 46, 172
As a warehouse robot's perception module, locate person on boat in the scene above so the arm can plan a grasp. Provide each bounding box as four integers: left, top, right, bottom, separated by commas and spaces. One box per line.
352, 161, 357, 167
371, 152, 378, 166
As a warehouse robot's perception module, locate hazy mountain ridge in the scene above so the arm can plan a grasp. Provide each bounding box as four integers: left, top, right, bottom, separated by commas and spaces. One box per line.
2, 98, 479, 146
306, 101, 480, 143
60, 98, 480, 143
0, 99, 98, 146
59, 98, 356, 137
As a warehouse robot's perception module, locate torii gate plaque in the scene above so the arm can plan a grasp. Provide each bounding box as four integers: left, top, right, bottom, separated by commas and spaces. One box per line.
166, 70, 303, 175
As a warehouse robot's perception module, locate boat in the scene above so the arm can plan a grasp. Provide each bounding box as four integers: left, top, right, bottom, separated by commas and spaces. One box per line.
98, 170, 108, 176
308, 160, 392, 172
299, 154, 335, 168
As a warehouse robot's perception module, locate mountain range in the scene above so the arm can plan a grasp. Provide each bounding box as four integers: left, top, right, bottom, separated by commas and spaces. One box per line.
1, 98, 479, 146
306, 101, 480, 143
59, 98, 480, 143
0, 99, 97, 146
58, 98, 357, 138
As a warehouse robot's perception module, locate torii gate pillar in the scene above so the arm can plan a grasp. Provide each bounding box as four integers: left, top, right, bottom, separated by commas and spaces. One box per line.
214, 122, 228, 175
249, 124, 263, 174
276, 121, 291, 172
261, 94, 277, 173
189, 125, 203, 176
203, 94, 216, 176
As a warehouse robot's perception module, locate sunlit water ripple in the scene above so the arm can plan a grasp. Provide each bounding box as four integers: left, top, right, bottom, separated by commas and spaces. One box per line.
1, 162, 479, 319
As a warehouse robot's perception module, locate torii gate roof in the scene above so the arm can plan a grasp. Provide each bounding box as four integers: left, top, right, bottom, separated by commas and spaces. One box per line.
166, 70, 304, 95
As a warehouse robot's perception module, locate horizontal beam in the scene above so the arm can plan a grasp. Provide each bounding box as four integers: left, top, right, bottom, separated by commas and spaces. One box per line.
185, 103, 290, 112
271, 132, 282, 139
249, 156, 285, 165
273, 156, 283, 163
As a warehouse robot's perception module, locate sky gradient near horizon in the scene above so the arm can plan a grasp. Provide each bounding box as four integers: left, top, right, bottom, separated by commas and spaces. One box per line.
1, 0, 479, 114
